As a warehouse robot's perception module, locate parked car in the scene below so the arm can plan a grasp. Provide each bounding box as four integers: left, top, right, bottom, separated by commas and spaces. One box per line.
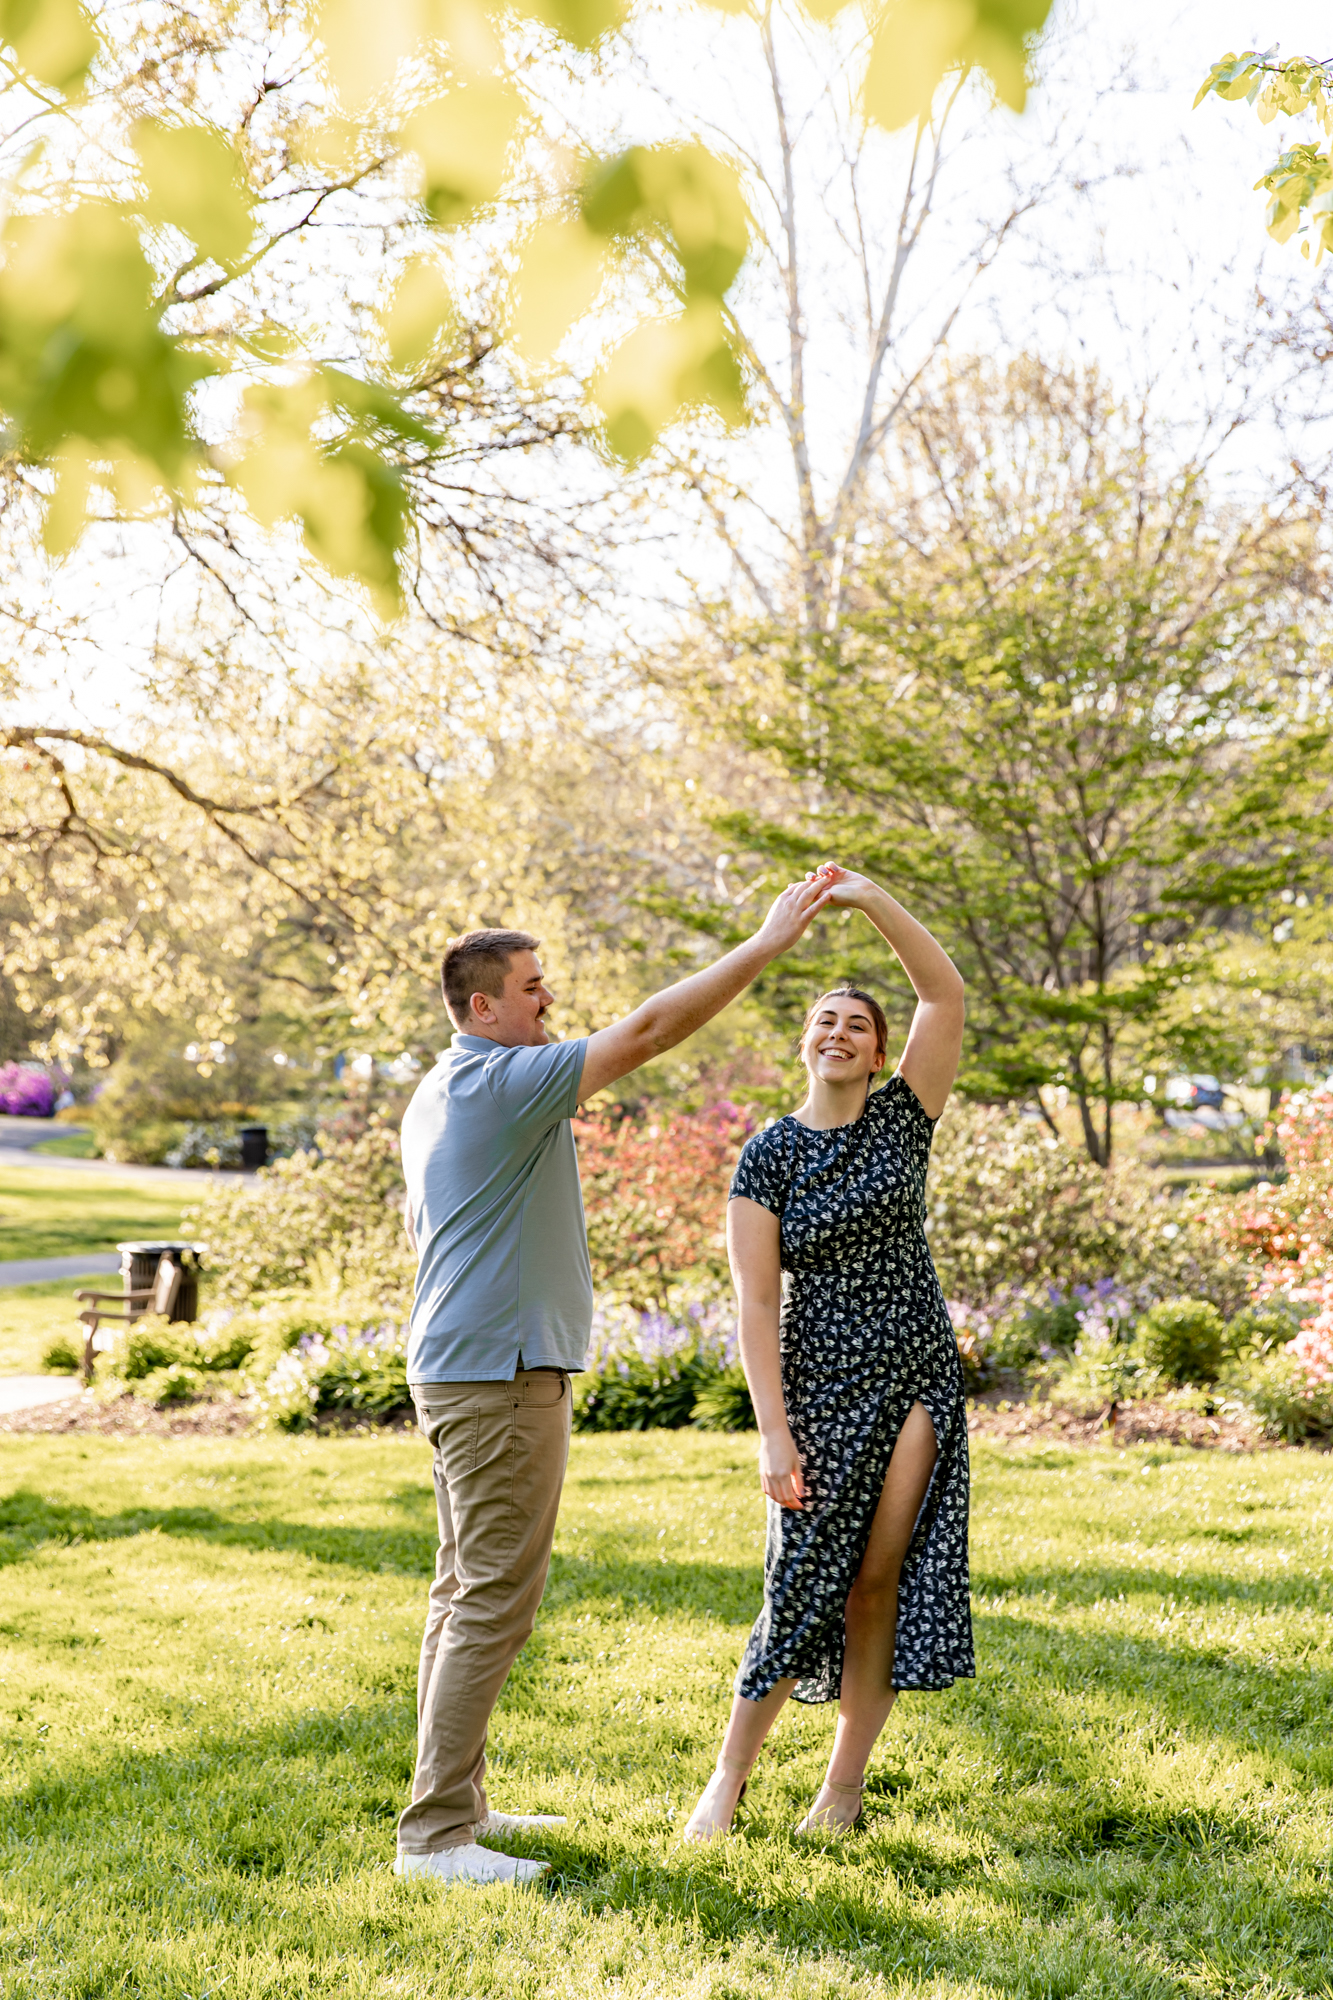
1163, 1074, 1245, 1132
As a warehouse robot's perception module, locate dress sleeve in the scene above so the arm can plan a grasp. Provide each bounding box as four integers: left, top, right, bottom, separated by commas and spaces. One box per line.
882, 1070, 939, 1128
729, 1127, 788, 1215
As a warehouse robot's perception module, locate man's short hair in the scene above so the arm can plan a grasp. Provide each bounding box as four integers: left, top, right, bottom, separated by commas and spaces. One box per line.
441, 929, 541, 1026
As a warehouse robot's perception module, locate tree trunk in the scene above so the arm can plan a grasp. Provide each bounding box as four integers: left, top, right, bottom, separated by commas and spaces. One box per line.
1074, 1085, 1108, 1167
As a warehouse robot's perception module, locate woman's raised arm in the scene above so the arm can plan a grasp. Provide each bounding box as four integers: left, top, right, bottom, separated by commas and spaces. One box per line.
810, 867, 965, 1118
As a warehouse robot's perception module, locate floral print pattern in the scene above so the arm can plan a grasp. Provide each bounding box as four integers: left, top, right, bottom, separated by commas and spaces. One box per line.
729, 1072, 974, 1704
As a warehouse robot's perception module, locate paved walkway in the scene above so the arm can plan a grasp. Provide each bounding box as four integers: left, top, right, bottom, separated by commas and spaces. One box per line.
0, 1115, 81, 1152
0, 1143, 252, 1189
0, 1253, 122, 1289
0, 1376, 84, 1415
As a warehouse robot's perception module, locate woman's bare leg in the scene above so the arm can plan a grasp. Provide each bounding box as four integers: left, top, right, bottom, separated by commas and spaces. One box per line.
799, 1401, 938, 1829
681, 1677, 796, 1840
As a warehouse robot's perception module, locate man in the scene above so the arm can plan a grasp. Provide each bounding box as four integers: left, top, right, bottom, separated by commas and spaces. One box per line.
394, 876, 833, 1885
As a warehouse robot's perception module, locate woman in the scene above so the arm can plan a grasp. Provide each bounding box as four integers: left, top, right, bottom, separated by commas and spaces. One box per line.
682, 863, 971, 1840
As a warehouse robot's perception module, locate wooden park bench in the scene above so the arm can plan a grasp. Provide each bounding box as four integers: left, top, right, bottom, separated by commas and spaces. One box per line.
76, 1254, 183, 1383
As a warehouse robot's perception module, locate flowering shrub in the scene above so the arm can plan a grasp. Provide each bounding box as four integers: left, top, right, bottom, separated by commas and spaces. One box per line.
1210, 1089, 1333, 1435
1221, 1088, 1333, 1275
927, 1106, 1246, 1313
184, 1122, 412, 1304
575, 1101, 753, 1309
91, 1310, 258, 1406
1031, 1281, 1160, 1404
945, 1299, 997, 1388
0, 1063, 55, 1116
1072, 1280, 1139, 1348
573, 1295, 740, 1431
1232, 1344, 1333, 1442
927, 1111, 1120, 1302
1290, 1319, 1333, 1386
96, 1318, 207, 1380
257, 1321, 410, 1431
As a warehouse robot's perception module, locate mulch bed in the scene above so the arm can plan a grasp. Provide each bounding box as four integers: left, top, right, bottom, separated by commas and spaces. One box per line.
0, 1388, 1300, 1451
967, 1396, 1274, 1453
0, 1391, 259, 1437
0, 1391, 420, 1439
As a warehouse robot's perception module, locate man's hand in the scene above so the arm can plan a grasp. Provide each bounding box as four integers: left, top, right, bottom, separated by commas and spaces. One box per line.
754, 876, 844, 949
577, 873, 833, 1101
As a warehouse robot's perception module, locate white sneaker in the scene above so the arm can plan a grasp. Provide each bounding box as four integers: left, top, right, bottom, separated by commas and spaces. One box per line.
394, 1842, 548, 1887
477, 1810, 567, 1837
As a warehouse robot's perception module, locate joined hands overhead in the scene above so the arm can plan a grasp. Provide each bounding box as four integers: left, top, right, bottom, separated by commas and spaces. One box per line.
754, 872, 839, 951
802, 861, 873, 909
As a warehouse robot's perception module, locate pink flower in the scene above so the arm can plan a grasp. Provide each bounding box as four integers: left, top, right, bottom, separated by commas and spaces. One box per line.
1288, 1321, 1333, 1388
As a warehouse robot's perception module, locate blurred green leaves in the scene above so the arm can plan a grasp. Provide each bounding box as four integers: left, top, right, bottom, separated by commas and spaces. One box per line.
402, 81, 522, 226
513, 144, 751, 453
135, 122, 254, 270
1197, 50, 1333, 262
596, 303, 743, 461
703, 0, 1053, 131
0, 0, 96, 91
231, 368, 439, 615
580, 144, 749, 299
0, 206, 211, 551
861, 0, 1051, 130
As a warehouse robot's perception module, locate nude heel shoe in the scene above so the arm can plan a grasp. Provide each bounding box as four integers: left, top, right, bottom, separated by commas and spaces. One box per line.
680, 1756, 752, 1843
794, 1777, 864, 1836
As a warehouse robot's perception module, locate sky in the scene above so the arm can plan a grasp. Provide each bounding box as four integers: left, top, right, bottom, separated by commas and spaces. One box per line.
22, 0, 1333, 726
628, 0, 1333, 534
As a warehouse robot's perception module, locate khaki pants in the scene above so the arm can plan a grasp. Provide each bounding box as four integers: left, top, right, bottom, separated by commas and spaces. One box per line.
396, 1368, 571, 1855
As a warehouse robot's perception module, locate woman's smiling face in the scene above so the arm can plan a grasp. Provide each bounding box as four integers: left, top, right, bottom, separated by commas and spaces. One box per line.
800, 992, 885, 1087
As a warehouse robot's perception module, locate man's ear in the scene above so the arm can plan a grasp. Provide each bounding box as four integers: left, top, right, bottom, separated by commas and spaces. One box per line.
469, 990, 498, 1025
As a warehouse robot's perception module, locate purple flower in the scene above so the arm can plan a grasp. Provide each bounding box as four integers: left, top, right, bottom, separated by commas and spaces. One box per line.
0, 1064, 55, 1117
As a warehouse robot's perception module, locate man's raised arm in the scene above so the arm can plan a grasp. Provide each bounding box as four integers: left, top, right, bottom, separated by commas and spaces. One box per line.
577, 877, 833, 1102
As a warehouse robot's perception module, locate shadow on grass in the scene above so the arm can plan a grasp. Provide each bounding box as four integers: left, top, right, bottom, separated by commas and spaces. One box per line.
5, 1693, 415, 1871
538, 1801, 1324, 2000
4, 1592, 1330, 1993
7, 1483, 1323, 1615
973, 1555, 1332, 1614
0, 1488, 762, 1623
0, 1487, 441, 1577
6, 1488, 1332, 1795
5, 1487, 1329, 1722
0, 1693, 1205, 2000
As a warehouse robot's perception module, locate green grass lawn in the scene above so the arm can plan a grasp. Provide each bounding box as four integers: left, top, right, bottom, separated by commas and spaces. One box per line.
0, 1276, 111, 1373
1, 1431, 1330, 1999
30, 1132, 100, 1159
0, 1163, 186, 1265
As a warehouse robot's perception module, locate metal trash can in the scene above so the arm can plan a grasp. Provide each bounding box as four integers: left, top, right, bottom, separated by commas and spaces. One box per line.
239, 1125, 269, 1169
117, 1241, 201, 1323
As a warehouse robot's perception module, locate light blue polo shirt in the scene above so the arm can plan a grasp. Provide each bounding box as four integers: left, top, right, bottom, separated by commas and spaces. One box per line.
401, 1032, 593, 1382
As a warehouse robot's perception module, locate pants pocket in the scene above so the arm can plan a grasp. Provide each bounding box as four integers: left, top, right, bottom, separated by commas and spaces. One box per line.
522, 1371, 568, 1409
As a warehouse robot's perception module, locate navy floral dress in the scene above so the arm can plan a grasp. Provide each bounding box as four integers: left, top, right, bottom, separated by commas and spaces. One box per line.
730, 1072, 973, 1704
